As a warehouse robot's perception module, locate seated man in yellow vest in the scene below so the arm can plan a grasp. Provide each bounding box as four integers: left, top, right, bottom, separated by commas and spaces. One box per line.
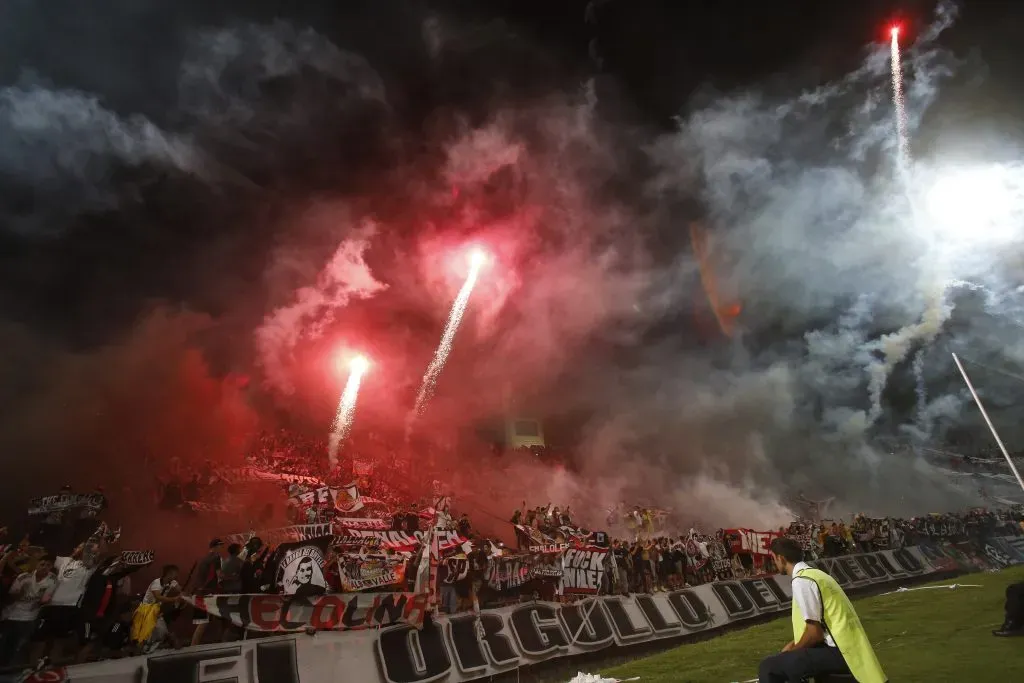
758, 537, 887, 683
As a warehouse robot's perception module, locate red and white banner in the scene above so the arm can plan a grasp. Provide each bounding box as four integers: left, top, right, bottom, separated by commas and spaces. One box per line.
185, 591, 427, 632
288, 486, 337, 508
725, 528, 782, 556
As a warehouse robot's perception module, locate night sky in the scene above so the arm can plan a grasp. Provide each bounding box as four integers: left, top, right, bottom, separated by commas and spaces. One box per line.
5, 0, 1024, 342
2, 0, 1024, 525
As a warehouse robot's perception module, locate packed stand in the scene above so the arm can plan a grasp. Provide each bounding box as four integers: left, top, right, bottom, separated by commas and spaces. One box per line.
3, 446, 1023, 674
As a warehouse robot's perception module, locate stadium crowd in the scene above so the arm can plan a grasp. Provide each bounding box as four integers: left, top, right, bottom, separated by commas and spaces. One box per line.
1, 430, 1022, 673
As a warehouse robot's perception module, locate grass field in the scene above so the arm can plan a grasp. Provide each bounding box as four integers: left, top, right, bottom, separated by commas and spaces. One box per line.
602, 566, 1024, 683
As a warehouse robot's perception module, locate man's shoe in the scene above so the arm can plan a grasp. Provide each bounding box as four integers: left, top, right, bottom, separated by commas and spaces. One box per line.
993, 620, 1024, 637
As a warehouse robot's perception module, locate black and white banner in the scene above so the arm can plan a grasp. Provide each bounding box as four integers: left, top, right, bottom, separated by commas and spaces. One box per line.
485, 558, 533, 593
118, 550, 156, 567
61, 544, 980, 683
225, 524, 334, 547
225, 521, 394, 547
441, 554, 470, 584
221, 467, 322, 485
561, 547, 609, 594
275, 536, 332, 598
334, 518, 391, 531
28, 493, 106, 516
982, 535, 1024, 568
337, 530, 470, 555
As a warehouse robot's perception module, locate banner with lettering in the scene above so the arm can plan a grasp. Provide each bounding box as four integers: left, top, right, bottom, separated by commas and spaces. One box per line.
485, 557, 534, 593
333, 518, 391, 531
225, 524, 333, 547
440, 553, 469, 585
28, 493, 106, 517
724, 528, 782, 556
339, 556, 407, 592
336, 530, 470, 555
288, 486, 338, 508
118, 551, 156, 567
185, 591, 428, 632
220, 468, 322, 485
275, 536, 332, 597
560, 547, 609, 594
59, 544, 988, 683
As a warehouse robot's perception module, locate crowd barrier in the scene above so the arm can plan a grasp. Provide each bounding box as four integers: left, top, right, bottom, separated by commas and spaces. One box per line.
57, 538, 1024, 683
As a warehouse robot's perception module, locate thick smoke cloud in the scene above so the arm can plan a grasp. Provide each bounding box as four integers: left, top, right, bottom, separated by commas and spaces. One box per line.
0, 84, 202, 235
1, 0, 1021, 539
574, 0, 1024, 522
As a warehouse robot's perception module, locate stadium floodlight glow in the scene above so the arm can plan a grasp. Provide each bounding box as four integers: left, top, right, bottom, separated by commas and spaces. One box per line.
923, 165, 1021, 244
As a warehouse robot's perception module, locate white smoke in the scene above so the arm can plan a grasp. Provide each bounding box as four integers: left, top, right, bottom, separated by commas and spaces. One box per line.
578, 0, 1024, 515
256, 216, 386, 394
0, 84, 201, 234
179, 21, 386, 129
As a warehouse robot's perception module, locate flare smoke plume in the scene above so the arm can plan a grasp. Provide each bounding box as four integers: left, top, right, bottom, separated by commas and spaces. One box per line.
0, 1, 1021, 534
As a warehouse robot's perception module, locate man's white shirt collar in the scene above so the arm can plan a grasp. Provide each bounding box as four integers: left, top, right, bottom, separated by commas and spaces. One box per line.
791, 560, 811, 577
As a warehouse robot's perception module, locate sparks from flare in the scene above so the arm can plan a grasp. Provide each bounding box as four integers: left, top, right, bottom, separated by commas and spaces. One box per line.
889, 25, 909, 167
411, 249, 487, 419
328, 354, 370, 466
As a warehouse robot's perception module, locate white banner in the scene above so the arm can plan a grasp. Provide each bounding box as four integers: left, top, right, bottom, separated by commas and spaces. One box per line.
63, 546, 959, 683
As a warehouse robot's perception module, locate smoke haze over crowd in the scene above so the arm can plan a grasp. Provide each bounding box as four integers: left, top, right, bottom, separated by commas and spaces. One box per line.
2, 0, 1024, 536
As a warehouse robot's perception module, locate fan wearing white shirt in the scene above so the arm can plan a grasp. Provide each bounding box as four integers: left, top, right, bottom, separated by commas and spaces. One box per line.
31, 540, 103, 664
757, 537, 886, 683
0, 556, 55, 665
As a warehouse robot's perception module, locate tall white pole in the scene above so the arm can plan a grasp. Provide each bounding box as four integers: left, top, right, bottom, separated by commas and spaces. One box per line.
951, 352, 1024, 494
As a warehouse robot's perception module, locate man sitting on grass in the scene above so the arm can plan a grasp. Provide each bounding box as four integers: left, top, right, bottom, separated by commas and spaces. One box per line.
758, 537, 887, 683
993, 580, 1023, 637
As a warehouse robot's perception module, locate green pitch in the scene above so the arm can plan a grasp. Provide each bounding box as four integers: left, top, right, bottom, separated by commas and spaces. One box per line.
602, 566, 1024, 683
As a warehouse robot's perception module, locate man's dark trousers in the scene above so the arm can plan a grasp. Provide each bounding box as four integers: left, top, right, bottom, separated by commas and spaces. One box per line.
1007, 581, 1024, 623
758, 644, 850, 683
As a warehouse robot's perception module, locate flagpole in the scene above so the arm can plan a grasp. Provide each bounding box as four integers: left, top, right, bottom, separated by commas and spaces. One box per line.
951, 352, 1024, 493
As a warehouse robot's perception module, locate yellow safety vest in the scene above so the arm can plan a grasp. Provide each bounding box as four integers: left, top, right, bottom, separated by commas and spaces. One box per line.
791, 567, 888, 683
